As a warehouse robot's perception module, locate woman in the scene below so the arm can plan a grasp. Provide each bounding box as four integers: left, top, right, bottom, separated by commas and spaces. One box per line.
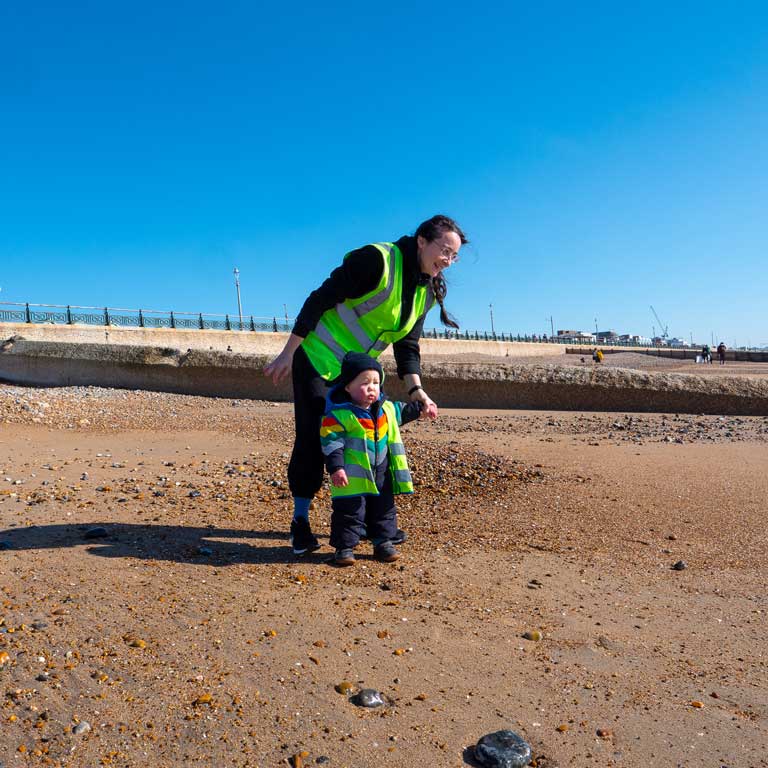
264, 214, 467, 555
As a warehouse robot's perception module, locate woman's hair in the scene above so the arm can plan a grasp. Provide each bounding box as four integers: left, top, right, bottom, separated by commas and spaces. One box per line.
414, 214, 467, 329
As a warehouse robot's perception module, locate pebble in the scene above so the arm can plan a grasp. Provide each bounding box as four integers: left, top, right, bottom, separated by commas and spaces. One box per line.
474, 730, 532, 768
522, 630, 542, 642
72, 721, 91, 735
350, 688, 387, 708
334, 681, 354, 695
84, 526, 108, 539
671, 560, 688, 571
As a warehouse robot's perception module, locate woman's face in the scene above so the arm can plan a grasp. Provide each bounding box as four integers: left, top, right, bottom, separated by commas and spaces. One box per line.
416, 230, 462, 278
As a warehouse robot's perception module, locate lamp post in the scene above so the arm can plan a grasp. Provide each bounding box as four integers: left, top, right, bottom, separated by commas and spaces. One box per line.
489, 303, 495, 336
233, 268, 243, 330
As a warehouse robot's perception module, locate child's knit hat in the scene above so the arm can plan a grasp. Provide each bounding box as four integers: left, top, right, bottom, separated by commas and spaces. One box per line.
330, 351, 383, 389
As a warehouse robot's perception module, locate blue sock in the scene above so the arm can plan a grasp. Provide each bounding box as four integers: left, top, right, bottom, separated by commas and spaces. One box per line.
292, 497, 311, 522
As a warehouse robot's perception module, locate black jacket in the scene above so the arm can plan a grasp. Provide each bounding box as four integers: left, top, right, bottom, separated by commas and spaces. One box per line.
293, 235, 431, 378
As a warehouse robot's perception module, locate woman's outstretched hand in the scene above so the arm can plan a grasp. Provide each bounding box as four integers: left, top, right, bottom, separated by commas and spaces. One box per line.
413, 389, 438, 419
263, 333, 304, 385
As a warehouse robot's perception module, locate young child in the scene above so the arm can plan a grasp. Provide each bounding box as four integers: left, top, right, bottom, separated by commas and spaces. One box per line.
321, 351, 424, 566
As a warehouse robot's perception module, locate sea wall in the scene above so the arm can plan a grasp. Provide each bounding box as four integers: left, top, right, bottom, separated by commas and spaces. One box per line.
2, 334, 767, 415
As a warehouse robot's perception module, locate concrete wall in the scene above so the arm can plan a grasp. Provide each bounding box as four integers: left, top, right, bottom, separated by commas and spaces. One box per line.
0, 322, 564, 359
2, 336, 768, 415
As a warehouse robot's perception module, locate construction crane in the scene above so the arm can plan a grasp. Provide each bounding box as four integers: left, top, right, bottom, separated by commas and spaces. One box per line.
650, 305, 669, 339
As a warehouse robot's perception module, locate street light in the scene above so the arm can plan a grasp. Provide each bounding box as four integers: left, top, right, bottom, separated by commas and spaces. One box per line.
489, 303, 495, 336
233, 267, 243, 330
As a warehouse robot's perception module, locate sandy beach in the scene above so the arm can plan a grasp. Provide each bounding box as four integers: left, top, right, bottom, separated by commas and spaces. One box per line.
1, 363, 767, 767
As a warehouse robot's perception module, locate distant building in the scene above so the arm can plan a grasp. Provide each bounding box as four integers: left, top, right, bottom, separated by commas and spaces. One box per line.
556, 329, 595, 343
619, 334, 652, 346
596, 330, 619, 343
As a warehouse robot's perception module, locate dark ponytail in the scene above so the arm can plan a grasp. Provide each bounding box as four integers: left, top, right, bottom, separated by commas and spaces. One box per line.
432, 273, 459, 329
415, 214, 467, 330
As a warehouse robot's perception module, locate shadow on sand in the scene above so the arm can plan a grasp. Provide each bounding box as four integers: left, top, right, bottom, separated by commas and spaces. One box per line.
0, 522, 336, 567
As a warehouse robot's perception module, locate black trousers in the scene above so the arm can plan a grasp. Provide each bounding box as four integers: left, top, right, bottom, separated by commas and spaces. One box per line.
287, 346, 328, 499
330, 473, 397, 549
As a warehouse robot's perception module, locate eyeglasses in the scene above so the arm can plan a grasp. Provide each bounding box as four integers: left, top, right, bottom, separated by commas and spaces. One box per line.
436, 243, 460, 263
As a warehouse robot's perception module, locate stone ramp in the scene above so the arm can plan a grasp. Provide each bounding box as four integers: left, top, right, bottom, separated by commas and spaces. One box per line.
2, 336, 768, 415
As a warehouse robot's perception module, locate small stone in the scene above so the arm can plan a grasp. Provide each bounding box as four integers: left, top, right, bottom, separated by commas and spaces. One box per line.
596, 728, 613, 738
0, 651, 10, 666
72, 721, 91, 735
350, 689, 387, 708
671, 560, 688, 571
315, 758, 330, 765
690, 700, 704, 708
522, 630, 542, 642
84, 527, 108, 539
597, 635, 622, 652
556, 723, 569, 732
474, 730, 532, 768
334, 681, 354, 695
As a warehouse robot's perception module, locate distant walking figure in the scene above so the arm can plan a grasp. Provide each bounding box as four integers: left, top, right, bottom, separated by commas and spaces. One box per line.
701, 344, 712, 364
717, 342, 727, 365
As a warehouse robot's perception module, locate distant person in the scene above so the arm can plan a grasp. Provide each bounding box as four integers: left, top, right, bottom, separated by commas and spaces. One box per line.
264, 214, 466, 556
592, 348, 603, 363
322, 352, 423, 565
701, 344, 711, 364
717, 342, 727, 365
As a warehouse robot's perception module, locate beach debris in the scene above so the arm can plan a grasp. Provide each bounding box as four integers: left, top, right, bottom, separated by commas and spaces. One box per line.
350, 688, 386, 708
474, 730, 532, 767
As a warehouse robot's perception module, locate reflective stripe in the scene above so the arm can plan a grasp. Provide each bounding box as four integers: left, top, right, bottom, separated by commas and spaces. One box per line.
335, 302, 376, 350
345, 464, 376, 482
321, 439, 344, 455
314, 324, 348, 361
389, 442, 406, 456
393, 469, 412, 485
353, 244, 396, 315
344, 437, 367, 454
369, 338, 388, 353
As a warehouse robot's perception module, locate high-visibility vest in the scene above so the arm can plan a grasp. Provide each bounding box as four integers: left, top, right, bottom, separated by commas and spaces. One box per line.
302, 242, 434, 380
328, 400, 414, 498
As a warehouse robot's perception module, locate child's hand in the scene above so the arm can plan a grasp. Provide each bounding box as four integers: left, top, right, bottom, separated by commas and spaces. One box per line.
331, 469, 349, 487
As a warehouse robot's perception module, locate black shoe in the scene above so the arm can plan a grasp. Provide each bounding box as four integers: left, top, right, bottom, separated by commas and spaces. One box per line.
373, 541, 400, 562
362, 528, 408, 544
290, 519, 321, 556
334, 548, 356, 566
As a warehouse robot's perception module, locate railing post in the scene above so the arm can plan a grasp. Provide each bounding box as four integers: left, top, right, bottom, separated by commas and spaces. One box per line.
170, 311, 176, 329
199, 313, 204, 330
226, 314, 232, 331
66, 305, 73, 325
250, 316, 255, 332
104, 307, 110, 326
25, 303, 31, 323
139, 310, 145, 328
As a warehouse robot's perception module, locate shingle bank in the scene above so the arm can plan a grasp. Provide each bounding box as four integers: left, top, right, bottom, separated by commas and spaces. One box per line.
2, 334, 767, 415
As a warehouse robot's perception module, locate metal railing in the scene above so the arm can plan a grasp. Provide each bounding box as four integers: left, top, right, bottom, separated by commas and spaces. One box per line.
0, 302, 293, 333
0, 301, 678, 349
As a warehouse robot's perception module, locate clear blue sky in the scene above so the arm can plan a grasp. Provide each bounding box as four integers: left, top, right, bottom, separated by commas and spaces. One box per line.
2, 2, 767, 346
